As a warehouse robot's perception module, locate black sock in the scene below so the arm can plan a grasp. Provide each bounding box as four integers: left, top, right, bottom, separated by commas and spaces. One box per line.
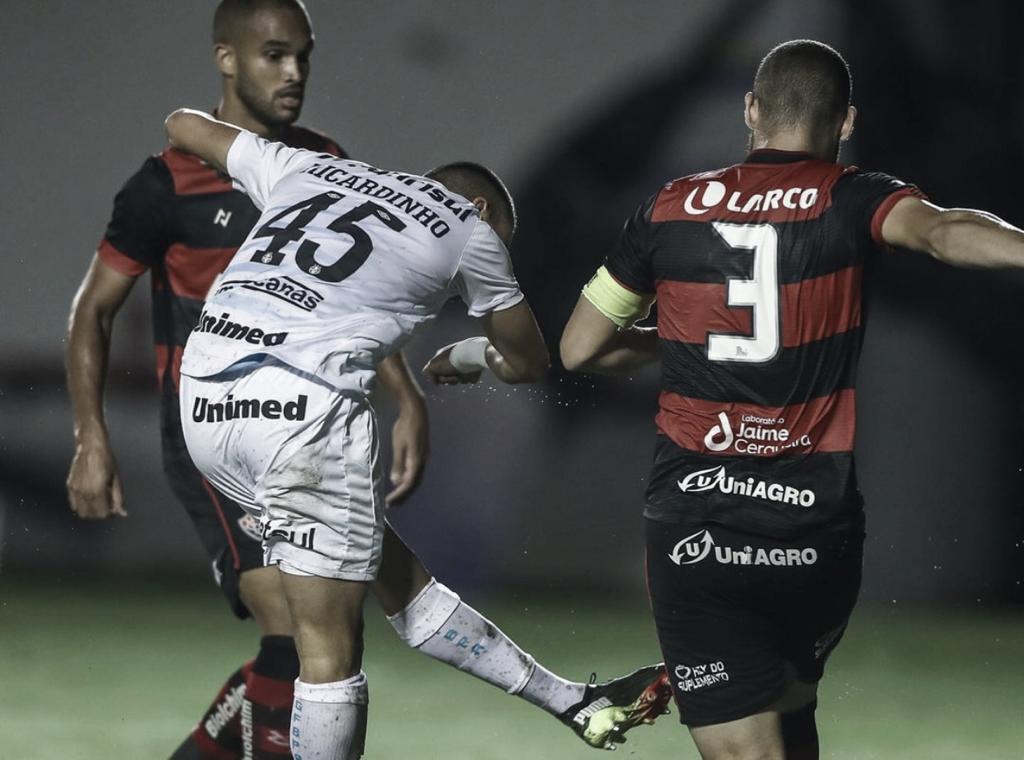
241, 636, 300, 759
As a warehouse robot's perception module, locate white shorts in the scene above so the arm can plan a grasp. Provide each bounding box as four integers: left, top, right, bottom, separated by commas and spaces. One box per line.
179, 360, 384, 581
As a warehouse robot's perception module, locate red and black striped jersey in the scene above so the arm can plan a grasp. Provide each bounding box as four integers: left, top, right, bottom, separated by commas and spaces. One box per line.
98, 125, 344, 390
96, 124, 344, 478
605, 149, 922, 537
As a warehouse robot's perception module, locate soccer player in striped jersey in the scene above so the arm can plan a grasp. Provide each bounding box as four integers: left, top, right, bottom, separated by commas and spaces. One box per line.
561, 38, 1024, 760
66, 1, 667, 756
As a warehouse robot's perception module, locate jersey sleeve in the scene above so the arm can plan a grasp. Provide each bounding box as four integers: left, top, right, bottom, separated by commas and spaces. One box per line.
602, 195, 657, 295
226, 131, 317, 209
96, 156, 174, 276
833, 170, 926, 248
451, 219, 525, 317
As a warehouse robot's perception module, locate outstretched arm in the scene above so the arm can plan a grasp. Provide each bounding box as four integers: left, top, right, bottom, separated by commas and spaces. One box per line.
66, 257, 136, 518
376, 352, 428, 506
560, 295, 660, 374
164, 109, 241, 175
882, 197, 1024, 268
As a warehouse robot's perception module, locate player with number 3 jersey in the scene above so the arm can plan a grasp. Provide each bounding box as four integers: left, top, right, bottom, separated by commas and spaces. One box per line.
561, 38, 1024, 760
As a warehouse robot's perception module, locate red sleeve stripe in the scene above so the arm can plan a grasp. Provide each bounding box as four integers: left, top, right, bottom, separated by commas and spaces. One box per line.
162, 148, 233, 196
871, 187, 925, 245
165, 244, 237, 301
656, 265, 862, 348
97, 239, 148, 277
655, 388, 856, 457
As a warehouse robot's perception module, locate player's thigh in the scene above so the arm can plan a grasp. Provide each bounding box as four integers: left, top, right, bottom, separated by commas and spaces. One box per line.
239, 564, 293, 636
278, 569, 368, 682
689, 711, 784, 760
371, 521, 431, 616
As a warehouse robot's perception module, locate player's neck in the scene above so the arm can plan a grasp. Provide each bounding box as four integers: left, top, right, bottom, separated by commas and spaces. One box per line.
214, 97, 289, 142
751, 131, 836, 163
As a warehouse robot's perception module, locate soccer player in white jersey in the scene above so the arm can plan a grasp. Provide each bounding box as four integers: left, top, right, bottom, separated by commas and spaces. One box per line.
164, 109, 669, 758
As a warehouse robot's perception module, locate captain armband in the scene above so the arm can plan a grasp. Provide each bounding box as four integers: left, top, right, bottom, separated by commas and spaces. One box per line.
581, 266, 656, 328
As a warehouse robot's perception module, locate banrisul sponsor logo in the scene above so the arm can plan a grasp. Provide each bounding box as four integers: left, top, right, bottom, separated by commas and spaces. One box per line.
195, 309, 288, 347
703, 411, 812, 455
263, 523, 317, 550
677, 465, 816, 507
668, 529, 818, 567
192, 394, 308, 423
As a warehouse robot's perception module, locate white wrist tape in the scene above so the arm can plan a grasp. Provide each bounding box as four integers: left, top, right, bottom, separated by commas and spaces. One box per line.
448, 337, 491, 373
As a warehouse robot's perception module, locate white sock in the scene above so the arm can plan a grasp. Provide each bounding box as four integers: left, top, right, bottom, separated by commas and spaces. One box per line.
516, 662, 587, 715
388, 579, 586, 715
291, 673, 368, 760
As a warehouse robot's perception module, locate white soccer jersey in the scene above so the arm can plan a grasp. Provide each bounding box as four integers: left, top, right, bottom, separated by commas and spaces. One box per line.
181, 132, 524, 394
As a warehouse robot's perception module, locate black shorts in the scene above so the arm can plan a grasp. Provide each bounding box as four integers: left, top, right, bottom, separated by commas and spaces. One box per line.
163, 416, 264, 620
645, 515, 864, 727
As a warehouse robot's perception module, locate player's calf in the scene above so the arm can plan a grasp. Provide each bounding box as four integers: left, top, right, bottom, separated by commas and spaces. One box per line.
387, 578, 586, 713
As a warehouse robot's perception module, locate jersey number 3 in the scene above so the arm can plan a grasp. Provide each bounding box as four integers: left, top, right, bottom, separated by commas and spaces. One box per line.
707, 222, 780, 363
250, 191, 407, 283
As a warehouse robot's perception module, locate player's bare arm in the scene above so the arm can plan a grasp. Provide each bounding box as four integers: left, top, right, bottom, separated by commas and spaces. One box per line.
882, 196, 1024, 268
65, 256, 137, 519
164, 108, 241, 175
423, 301, 549, 385
375, 352, 428, 506
560, 272, 660, 374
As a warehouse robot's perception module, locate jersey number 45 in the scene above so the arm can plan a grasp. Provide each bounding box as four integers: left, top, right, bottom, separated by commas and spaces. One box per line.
251, 191, 406, 283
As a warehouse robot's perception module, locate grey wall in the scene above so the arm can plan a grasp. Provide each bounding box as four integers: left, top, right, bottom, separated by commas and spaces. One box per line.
3, 1, 1020, 604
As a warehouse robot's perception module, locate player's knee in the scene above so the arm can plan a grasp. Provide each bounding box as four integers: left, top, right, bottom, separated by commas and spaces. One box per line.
294, 625, 364, 683
291, 610, 365, 683
299, 652, 362, 684
373, 527, 433, 616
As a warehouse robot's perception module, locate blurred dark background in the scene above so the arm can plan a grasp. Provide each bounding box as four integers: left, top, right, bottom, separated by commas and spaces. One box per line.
2, 0, 1023, 607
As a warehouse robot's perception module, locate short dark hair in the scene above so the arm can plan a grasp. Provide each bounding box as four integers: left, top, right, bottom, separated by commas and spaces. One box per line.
753, 39, 851, 136
425, 161, 517, 238
213, 0, 310, 44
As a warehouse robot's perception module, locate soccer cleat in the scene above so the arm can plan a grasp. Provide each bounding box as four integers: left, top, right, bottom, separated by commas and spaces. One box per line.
558, 664, 672, 750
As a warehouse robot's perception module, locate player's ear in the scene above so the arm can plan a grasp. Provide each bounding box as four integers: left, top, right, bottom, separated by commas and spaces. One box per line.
214, 43, 237, 77
744, 92, 758, 131
839, 105, 857, 142
472, 196, 490, 222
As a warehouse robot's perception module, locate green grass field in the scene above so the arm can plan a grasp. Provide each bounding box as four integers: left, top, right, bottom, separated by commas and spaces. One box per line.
1, 576, 1022, 759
